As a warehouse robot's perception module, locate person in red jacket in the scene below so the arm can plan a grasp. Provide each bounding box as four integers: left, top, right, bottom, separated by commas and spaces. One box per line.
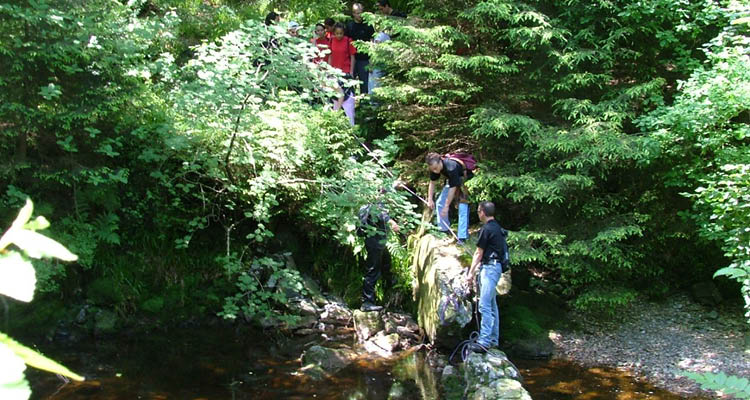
328, 22, 356, 76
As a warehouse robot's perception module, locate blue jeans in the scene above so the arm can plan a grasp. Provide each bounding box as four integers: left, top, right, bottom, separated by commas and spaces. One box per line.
436, 185, 468, 240
477, 262, 502, 347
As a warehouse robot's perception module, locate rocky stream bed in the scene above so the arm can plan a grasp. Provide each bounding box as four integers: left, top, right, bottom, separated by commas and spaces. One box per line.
551, 293, 750, 398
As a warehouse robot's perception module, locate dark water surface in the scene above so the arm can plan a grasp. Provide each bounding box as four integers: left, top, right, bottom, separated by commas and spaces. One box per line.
25, 325, 709, 399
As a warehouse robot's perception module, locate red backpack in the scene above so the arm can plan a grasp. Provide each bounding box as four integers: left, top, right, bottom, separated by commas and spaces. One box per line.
445, 152, 477, 172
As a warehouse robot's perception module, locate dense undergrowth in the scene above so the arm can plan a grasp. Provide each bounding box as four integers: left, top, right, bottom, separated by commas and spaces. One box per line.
0, 0, 749, 337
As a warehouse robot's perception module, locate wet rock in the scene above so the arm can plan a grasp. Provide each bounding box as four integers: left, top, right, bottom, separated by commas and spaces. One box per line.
363, 332, 401, 357
315, 322, 335, 332
353, 310, 384, 341
385, 312, 418, 331
284, 314, 318, 331
412, 235, 473, 348
287, 298, 320, 316
300, 345, 356, 373
459, 349, 529, 399
483, 379, 531, 400
298, 363, 329, 381
320, 301, 353, 325
93, 309, 118, 336
294, 328, 318, 336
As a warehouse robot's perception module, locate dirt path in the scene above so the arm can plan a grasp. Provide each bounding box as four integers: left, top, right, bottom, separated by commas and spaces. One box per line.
550, 293, 750, 398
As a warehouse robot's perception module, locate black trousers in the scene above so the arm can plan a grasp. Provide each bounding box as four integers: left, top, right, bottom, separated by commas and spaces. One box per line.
362, 235, 392, 304
353, 58, 370, 95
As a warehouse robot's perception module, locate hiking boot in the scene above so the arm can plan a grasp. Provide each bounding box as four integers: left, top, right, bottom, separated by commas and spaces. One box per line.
361, 302, 383, 312
467, 342, 488, 354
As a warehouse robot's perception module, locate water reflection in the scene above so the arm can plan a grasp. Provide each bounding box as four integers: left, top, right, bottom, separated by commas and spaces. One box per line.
24, 325, 712, 400
515, 359, 711, 400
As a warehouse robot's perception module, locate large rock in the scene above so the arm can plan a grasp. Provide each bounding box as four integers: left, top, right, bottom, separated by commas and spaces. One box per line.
363, 331, 401, 356
93, 309, 118, 336
461, 349, 530, 400
353, 310, 384, 341
320, 301, 353, 325
412, 234, 473, 348
300, 345, 357, 373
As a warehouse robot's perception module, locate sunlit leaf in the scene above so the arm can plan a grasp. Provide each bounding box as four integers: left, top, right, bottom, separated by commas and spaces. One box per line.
0, 199, 34, 251
0, 334, 84, 382
7, 230, 78, 261
0, 252, 36, 303
0, 342, 31, 400
23, 216, 50, 231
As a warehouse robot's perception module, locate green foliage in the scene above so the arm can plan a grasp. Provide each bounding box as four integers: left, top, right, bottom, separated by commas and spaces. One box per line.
0, 0, 743, 328
503, 305, 545, 339
366, 0, 732, 312
267, 0, 346, 25
0, 0, 179, 293
678, 371, 750, 399
638, 3, 750, 321
219, 254, 306, 325
0, 199, 82, 400
572, 287, 638, 317
0, 0, 424, 323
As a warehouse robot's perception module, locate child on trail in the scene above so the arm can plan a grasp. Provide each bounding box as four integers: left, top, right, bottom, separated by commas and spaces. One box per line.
328, 22, 356, 76
311, 23, 330, 64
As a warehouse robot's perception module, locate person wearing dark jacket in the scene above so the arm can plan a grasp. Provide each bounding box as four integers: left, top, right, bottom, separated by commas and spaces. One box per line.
346, 3, 375, 94
359, 201, 400, 312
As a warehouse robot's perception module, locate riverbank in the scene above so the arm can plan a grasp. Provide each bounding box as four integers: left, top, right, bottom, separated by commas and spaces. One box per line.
551, 293, 750, 398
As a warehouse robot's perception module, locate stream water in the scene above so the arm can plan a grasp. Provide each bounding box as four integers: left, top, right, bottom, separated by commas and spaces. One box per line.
25, 324, 710, 400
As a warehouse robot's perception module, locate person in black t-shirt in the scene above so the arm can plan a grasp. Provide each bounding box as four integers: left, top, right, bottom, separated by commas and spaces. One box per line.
346, 3, 375, 94
426, 152, 473, 242
465, 201, 507, 353
377, 0, 407, 18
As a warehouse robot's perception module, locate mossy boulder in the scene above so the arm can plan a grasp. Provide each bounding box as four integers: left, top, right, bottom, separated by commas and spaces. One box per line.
300, 345, 357, 373
93, 308, 118, 336
462, 350, 530, 400
412, 235, 473, 348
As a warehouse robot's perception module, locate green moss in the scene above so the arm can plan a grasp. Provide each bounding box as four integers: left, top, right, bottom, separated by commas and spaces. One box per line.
87, 277, 125, 305
441, 373, 466, 400
141, 297, 165, 313
502, 304, 545, 340
499, 289, 569, 341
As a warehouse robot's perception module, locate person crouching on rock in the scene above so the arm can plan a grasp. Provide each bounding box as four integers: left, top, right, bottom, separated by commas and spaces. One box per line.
464, 201, 507, 353
426, 152, 472, 243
